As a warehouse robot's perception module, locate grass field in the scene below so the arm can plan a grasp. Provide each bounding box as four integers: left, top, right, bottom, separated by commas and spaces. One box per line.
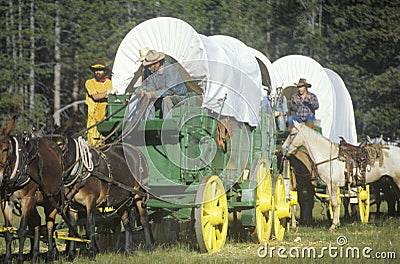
1, 203, 399, 263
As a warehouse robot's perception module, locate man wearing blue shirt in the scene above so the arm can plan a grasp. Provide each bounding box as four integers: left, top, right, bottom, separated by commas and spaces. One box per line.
287, 78, 319, 129
273, 86, 288, 131
140, 50, 187, 118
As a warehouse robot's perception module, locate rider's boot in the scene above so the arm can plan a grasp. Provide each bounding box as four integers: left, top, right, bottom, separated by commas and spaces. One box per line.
306, 122, 314, 129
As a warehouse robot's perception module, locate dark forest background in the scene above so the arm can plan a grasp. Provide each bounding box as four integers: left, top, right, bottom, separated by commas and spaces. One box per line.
0, 0, 399, 142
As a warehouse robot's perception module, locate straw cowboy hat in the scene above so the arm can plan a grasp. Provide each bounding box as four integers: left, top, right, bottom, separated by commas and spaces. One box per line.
137, 47, 150, 62
90, 58, 111, 72
143, 50, 165, 66
294, 78, 312, 88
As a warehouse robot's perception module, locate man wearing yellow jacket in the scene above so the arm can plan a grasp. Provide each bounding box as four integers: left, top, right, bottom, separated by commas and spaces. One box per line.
85, 59, 115, 146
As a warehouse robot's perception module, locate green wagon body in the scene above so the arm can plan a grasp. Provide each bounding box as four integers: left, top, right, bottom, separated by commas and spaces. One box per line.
99, 94, 277, 228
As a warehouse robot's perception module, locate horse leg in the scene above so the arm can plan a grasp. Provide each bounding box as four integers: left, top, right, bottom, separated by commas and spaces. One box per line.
374, 185, 382, 219
327, 185, 340, 231
387, 192, 396, 217
17, 196, 36, 264
135, 196, 153, 251
290, 174, 297, 229
2, 200, 14, 264
28, 207, 41, 263
121, 208, 133, 254
343, 197, 350, 220
297, 182, 314, 226
66, 207, 78, 261
44, 205, 58, 263
86, 199, 97, 260
291, 205, 297, 229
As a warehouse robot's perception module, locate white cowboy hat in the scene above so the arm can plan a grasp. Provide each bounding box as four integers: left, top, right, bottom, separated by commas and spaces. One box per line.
143, 50, 165, 66
137, 47, 150, 62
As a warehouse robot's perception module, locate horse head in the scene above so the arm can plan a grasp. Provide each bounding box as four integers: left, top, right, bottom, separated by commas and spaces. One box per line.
0, 117, 16, 184
366, 134, 384, 145
281, 120, 306, 156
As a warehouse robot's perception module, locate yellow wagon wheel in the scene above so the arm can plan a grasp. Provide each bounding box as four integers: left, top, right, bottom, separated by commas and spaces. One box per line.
194, 175, 228, 253
283, 159, 298, 229
358, 185, 370, 223
252, 158, 273, 243
274, 174, 290, 241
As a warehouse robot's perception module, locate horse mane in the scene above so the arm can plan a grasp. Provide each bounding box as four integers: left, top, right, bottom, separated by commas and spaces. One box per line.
298, 122, 333, 143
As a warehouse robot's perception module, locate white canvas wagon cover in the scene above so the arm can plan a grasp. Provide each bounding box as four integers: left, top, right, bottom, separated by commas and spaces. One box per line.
271, 55, 356, 143
112, 17, 272, 126
324, 68, 357, 144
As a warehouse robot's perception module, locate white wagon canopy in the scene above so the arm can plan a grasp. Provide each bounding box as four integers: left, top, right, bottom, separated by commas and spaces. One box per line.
112, 17, 275, 127
324, 68, 357, 144
271, 55, 357, 143
271, 55, 335, 139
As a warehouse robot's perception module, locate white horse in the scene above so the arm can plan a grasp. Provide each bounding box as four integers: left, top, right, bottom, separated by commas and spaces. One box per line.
281, 121, 400, 230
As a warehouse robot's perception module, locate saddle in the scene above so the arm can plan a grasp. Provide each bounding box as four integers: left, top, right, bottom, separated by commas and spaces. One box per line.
338, 137, 385, 186
216, 117, 232, 151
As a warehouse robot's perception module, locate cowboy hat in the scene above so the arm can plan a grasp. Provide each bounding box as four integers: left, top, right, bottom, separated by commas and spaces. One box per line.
294, 78, 312, 88
90, 58, 111, 72
137, 47, 150, 62
143, 50, 165, 66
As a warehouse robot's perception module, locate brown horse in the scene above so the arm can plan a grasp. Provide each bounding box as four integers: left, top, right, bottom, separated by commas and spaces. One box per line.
0, 117, 64, 264
49, 118, 153, 260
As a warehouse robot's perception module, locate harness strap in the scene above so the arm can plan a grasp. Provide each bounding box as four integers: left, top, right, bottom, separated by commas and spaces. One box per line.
90, 170, 148, 198
314, 156, 339, 167
9, 137, 20, 181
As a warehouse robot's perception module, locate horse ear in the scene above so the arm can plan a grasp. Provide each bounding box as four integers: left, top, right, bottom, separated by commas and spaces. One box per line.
56, 115, 77, 135
45, 114, 55, 134
293, 120, 300, 128
2, 116, 16, 136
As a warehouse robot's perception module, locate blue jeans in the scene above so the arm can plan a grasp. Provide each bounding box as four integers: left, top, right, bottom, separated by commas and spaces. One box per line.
287, 114, 315, 127
276, 115, 286, 131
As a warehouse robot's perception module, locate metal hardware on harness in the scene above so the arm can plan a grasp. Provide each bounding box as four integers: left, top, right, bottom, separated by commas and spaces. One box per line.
53, 231, 91, 244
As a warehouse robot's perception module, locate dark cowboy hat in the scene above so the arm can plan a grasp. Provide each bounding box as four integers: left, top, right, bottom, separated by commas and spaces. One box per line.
90, 58, 111, 72
294, 78, 312, 88
142, 50, 165, 66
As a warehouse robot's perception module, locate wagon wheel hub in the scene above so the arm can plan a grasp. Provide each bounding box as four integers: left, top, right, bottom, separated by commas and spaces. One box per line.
259, 196, 272, 213
208, 206, 225, 226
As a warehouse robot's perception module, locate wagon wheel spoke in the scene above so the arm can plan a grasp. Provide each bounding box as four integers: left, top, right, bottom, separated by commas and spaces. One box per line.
274, 174, 290, 241
358, 185, 370, 223
253, 159, 273, 243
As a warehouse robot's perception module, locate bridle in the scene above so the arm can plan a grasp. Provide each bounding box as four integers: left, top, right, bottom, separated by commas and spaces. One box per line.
283, 128, 300, 156
284, 126, 339, 167
0, 136, 20, 181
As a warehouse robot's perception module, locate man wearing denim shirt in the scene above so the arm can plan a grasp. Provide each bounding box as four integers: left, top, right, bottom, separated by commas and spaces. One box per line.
140, 50, 186, 118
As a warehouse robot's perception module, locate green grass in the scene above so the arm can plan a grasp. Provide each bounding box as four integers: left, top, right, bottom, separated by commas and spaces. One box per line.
1, 203, 399, 263
63, 217, 399, 264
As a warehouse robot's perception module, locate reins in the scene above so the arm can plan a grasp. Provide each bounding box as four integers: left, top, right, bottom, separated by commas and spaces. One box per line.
72, 94, 151, 148
77, 136, 93, 171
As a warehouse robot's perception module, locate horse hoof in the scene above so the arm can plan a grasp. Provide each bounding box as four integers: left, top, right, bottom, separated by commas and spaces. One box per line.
146, 244, 154, 251
67, 251, 77, 262
329, 225, 338, 232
